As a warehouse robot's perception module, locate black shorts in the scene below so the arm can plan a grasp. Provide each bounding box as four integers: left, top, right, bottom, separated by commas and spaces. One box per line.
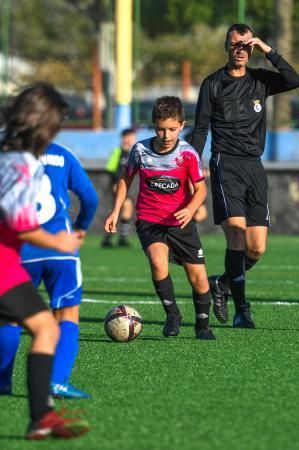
0, 282, 49, 326
136, 220, 205, 265
209, 153, 270, 226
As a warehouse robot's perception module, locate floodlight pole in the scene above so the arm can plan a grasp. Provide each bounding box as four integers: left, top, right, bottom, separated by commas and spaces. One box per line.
238, 0, 246, 22
132, 0, 141, 125
115, 0, 133, 130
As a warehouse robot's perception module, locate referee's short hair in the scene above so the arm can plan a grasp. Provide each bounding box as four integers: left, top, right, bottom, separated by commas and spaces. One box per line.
225, 23, 254, 43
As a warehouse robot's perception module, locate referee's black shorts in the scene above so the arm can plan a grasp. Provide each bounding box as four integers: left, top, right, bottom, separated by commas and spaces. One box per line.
136, 219, 205, 265
209, 152, 270, 226
0, 282, 49, 326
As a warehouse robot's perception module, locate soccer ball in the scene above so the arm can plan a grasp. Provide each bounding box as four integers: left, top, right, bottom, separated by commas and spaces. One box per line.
104, 305, 143, 342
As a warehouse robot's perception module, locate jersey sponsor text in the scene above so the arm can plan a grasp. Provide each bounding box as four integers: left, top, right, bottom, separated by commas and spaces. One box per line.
146, 175, 181, 193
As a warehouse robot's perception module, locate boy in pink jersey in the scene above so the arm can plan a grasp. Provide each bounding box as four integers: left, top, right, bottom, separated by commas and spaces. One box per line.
105, 96, 215, 339
0, 83, 89, 439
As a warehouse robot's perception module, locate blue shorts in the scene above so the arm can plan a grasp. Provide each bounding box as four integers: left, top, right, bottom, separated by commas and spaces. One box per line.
22, 257, 82, 310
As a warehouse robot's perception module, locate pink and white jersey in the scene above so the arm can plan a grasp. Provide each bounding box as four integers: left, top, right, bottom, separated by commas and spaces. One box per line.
0, 151, 43, 296
126, 138, 204, 225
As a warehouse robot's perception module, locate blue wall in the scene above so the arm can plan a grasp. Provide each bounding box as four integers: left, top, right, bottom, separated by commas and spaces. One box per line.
55, 129, 153, 166
55, 128, 299, 166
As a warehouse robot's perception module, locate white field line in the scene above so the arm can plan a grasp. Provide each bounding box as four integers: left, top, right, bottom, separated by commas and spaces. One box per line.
84, 265, 299, 272
84, 277, 147, 282
83, 266, 108, 271
256, 266, 299, 270
82, 298, 299, 306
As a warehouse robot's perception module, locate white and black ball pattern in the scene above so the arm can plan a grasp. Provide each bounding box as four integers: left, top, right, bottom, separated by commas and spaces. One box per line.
104, 305, 143, 342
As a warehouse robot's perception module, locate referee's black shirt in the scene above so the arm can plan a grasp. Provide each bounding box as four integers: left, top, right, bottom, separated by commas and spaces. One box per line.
191, 51, 299, 158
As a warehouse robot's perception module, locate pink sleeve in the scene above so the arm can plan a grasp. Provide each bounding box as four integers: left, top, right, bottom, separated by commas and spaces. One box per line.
185, 149, 204, 184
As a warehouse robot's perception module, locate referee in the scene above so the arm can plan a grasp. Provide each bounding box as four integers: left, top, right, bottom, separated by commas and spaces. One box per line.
191, 23, 299, 328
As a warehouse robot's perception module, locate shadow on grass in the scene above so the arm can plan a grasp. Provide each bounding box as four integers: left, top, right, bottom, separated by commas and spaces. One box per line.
82, 289, 189, 299
80, 338, 116, 343
8, 394, 27, 399
79, 315, 299, 334
80, 335, 170, 342
79, 333, 201, 342
79, 289, 299, 304
139, 335, 206, 341
0, 436, 24, 440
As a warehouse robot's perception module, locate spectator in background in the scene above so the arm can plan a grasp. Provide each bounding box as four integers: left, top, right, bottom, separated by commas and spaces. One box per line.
101, 128, 136, 248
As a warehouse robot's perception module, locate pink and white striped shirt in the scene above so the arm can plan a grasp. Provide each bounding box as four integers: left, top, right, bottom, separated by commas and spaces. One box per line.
126, 138, 204, 226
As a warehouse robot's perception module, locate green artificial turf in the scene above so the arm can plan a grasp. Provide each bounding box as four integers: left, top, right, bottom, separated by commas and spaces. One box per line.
1, 234, 298, 450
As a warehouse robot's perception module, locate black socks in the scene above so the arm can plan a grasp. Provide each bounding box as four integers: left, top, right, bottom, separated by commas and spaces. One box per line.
27, 353, 54, 422
244, 254, 258, 272
153, 275, 181, 316
193, 290, 211, 329
119, 219, 131, 238
219, 252, 259, 292
225, 249, 246, 312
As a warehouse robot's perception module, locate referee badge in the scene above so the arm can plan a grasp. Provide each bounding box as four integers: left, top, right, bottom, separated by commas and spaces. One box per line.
253, 99, 262, 113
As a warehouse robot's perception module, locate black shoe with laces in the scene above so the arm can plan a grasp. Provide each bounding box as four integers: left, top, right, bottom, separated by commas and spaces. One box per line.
209, 275, 229, 324
118, 237, 131, 247
195, 326, 216, 340
163, 314, 182, 337
101, 237, 113, 248
233, 303, 255, 328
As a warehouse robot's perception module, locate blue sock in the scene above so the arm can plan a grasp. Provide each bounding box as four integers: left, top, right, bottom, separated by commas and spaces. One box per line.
0, 324, 21, 387
52, 321, 79, 384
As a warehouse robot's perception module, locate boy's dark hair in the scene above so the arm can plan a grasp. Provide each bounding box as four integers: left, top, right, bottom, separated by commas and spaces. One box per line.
225, 23, 254, 44
121, 128, 136, 137
152, 96, 185, 124
2, 82, 67, 156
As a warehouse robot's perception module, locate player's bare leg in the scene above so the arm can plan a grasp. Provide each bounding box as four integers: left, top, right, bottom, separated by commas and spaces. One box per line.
54, 305, 79, 324
245, 225, 267, 267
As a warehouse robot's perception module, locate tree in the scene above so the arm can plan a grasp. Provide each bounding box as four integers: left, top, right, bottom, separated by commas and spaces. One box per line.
2, 0, 298, 107
138, 24, 227, 89
273, 0, 294, 128
8, 0, 99, 91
